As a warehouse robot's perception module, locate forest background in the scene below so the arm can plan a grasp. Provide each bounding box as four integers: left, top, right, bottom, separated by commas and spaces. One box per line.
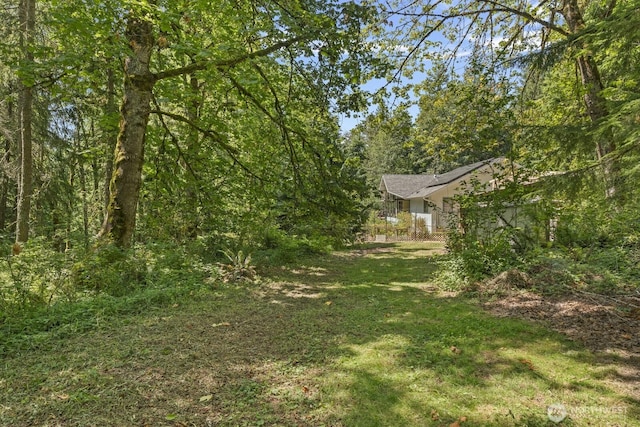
1, 0, 639, 310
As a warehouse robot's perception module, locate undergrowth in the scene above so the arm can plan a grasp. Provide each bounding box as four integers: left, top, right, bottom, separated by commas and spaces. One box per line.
438, 242, 639, 296
0, 239, 220, 356
0, 231, 342, 357
438, 192, 640, 296
253, 227, 335, 265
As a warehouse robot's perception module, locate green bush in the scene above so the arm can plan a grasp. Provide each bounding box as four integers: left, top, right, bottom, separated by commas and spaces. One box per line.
1, 239, 221, 355
443, 226, 528, 285
254, 228, 332, 265
0, 238, 70, 311
548, 197, 640, 293
441, 179, 549, 284
71, 243, 146, 296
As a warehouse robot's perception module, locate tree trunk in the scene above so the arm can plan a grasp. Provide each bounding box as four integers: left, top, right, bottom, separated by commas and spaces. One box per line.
0, 97, 12, 231
185, 72, 201, 239
79, 159, 89, 248
15, 0, 35, 243
0, 138, 9, 230
99, 15, 155, 248
103, 67, 117, 220
562, 0, 618, 198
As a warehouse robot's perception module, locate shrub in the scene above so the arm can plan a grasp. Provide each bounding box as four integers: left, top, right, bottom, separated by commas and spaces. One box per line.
71, 243, 147, 296
218, 249, 257, 284
0, 238, 70, 312
254, 230, 332, 266
441, 176, 550, 284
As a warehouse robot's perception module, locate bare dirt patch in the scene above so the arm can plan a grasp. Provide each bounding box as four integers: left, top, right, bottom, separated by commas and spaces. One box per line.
480, 269, 640, 400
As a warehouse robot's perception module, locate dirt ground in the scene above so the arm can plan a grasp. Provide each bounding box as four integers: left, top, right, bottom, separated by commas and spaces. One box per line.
480, 269, 640, 400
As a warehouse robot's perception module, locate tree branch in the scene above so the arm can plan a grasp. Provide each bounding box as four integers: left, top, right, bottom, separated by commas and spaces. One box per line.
152, 101, 202, 187
152, 36, 306, 81
149, 109, 265, 181
225, 73, 303, 184
479, 0, 570, 36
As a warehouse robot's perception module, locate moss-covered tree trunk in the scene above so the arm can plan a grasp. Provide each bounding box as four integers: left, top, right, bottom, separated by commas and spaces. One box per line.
103, 67, 117, 222
0, 138, 10, 231
99, 16, 155, 248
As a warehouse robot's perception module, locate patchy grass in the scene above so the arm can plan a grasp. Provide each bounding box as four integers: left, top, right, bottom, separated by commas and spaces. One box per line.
1, 242, 638, 426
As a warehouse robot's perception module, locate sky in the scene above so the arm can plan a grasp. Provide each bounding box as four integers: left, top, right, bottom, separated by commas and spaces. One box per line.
337, 80, 421, 134
334, 0, 543, 135
334, 1, 473, 135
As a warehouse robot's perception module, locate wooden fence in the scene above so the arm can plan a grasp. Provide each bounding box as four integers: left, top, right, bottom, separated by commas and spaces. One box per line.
363, 229, 447, 243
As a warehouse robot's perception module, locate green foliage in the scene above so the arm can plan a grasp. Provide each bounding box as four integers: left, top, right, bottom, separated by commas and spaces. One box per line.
253, 226, 333, 265
0, 238, 69, 311
394, 211, 412, 230
70, 243, 146, 296
270, 123, 370, 247
440, 164, 554, 284
443, 229, 526, 286
343, 103, 424, 192
0, 239, 219, 322
413, 64, 516, 173
441, 172, 640, 294
548, 196, 640, 293
363, 212, 387, 238
2, 0, 385, 253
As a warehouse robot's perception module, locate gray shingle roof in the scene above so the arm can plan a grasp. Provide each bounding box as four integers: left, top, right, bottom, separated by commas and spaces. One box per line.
380, 158, 499, 199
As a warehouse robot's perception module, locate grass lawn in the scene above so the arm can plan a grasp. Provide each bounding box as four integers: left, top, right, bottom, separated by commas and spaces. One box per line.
1, 242, 638, 426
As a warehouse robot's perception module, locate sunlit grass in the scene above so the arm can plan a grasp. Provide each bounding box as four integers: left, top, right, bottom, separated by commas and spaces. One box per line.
1, 242, 638, 426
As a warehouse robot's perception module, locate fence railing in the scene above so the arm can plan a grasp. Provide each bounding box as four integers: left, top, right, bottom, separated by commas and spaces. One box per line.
363, 229, 447, 243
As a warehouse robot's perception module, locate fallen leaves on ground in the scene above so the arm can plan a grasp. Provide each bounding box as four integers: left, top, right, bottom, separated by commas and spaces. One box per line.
483, 291, 640, 353
449, 415, 468, 426
518, 358, 535, 371
481, 280, 640, 399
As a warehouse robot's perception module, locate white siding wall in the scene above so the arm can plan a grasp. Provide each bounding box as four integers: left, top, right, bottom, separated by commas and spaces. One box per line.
415, 213, 433, 233
422, 164, 497, 229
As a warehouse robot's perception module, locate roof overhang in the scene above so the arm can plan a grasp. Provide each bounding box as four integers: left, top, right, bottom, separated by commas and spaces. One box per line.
406, 184, 447, 199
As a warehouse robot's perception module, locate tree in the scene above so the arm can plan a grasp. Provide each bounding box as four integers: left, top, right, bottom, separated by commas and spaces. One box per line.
15, 0, 35, 243
413, 62, 516, 172
98, 10, 154, 248
0, 0, 385, 253
344, 103, 420, 190
0, 71, 15, 232
71, 0, 381, 248
380, 0, 634, 199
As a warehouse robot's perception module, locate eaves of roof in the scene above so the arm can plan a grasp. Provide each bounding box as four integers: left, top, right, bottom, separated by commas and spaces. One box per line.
406, 183, 448, 199
381, 158, 500, 199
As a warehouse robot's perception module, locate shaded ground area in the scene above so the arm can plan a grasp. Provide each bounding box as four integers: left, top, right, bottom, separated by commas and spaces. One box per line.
480, 269, 640, 401
1, 243, 639, 426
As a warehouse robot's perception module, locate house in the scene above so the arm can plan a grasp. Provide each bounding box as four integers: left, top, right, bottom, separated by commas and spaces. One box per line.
379, 158, 506, 232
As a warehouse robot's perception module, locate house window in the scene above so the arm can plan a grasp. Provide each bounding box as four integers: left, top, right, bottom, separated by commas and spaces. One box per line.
398, 199, 410, 212
443, 197, 455, 213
